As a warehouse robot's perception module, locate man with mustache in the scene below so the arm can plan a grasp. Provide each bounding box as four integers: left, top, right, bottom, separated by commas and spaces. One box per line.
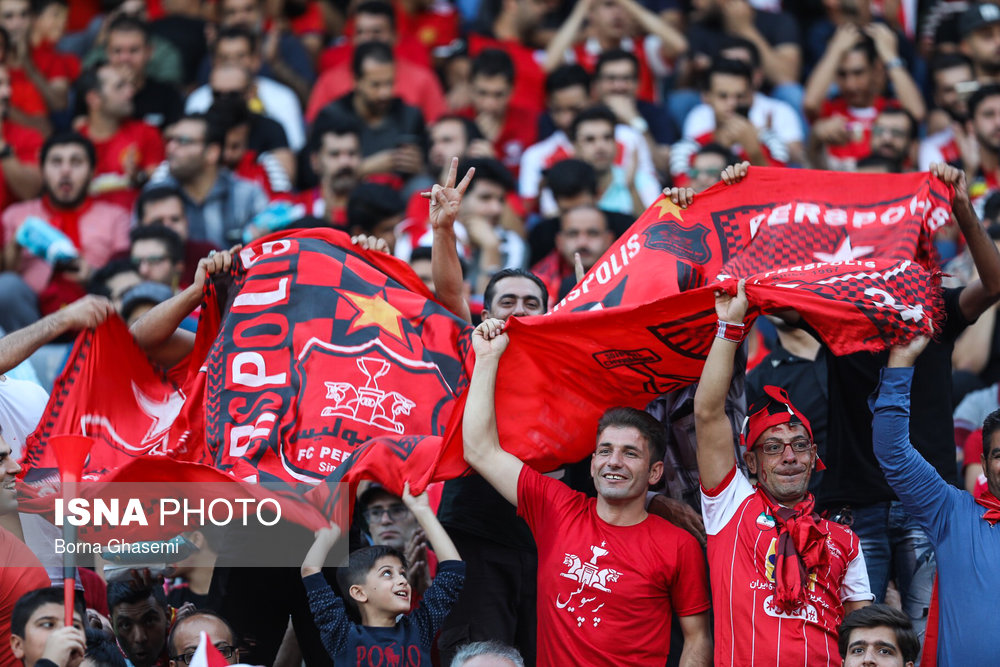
531, 204, 614, 304
294, 114, 363, 229
1, 132, 129, 322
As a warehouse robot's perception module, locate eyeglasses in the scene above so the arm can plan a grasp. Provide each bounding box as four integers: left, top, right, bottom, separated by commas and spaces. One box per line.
166, 135, 204, 146
688, 168, 720, 179
758, 438, 813, 456
362, 504, 409, 523
132, 255, 170, 267
171, 645, 236, 664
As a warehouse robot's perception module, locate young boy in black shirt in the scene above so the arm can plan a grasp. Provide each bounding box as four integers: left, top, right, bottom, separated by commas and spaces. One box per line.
300, 483, 465, 665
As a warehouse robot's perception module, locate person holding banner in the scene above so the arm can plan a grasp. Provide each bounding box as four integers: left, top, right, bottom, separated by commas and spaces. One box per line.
694, 279, 874, 667
462, 318, 712, 667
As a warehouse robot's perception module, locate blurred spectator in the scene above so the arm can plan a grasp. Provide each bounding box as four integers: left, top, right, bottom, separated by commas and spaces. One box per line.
0, 62, 42, 212
149, 0, 209, 85
592, 49, 673, 174
965, 84, 1000, 213
185, 26, 305, 152
461, 49, 537, 175
681, 36, 804, 165
129, 225, 185, 291
687, 143, 737, 194
805, 26, 924, 170
866, 108, 918, 173
1, 132, 129, 322
960, 3, 1000, 83
134, 185, 219, 287
305, 0, 446, 126
919, 53, 976, 170
531, 204, 614, 303
671, 59, 787, 186
346, 182, 405, 252
209, 95, 292, 198
315, 41, 428, 193
544, 0, 686, 104
81, 5, 185, 89
213, 0, 315, 104
146, 113, 268, 247
86, 257, 141, 314
119, 280, 173, 326
295, 113, 363, 228
76, 62, 165, 210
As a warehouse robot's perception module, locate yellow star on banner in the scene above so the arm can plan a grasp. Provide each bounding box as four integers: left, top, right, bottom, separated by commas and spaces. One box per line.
654, 196, 684, 221
343, 292, 406, 341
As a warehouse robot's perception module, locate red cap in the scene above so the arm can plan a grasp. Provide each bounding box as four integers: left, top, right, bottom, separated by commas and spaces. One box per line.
741, 386, 825, 471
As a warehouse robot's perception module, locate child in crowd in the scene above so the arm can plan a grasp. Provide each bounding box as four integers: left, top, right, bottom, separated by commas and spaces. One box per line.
300, 483, 464, 665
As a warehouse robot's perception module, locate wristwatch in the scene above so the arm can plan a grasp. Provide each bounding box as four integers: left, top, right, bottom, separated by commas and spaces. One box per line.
629, 116, 649, 134
884, 57, 904, 70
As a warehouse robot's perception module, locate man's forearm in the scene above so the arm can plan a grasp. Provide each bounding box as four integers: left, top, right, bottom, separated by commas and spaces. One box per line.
0, 312, 70, 374
678, 635, 712, 667
431, 228, 471, 322
957, 201, 1000, 295
462, 355, 501, 468
129, 285, 201, 350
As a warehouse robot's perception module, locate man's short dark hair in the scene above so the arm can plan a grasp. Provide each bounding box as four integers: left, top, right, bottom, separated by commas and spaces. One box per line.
594, 49, 638, 80
695, 142, 739, 166
434, 113, 483, 143
167, 610, 238, 655
983, 408, 1000, 459
76, 65, 103, 101
352, 40, 394, 80
482, 268, 548, 313
546, 64, 590, 97
837, 604, 919, 662
107, 13, 151, 42
716, 35, 761, 70
12, 587, 86, 638
457, 157, 515, 193
568, 105, 617, 143
410, 245, 433, 263
130, 224, 185, 263
354, 0, 396, 29
135, 185, 184, 223
335, 545, 406, 619
471, 48, 514, 84
544, 158, 597, 199
88, 257, 138, 298
208, 95, 251, 132
177, 112, 226, 149
107, 574, 168, 615
309, 112, 363, 153
847, 34, 878, 65
855, 155, 897, 171
346, 183, 404, 233
85, 629, 129, 667
41, 131, 96, 169
969, 83, 1000, 117
707, 58, 753, 90
929, 52, 974, 83
596, 407, 667, 464
214, 25, 257, 56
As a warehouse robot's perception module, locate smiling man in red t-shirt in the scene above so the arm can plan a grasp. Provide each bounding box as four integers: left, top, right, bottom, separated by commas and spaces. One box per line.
463, 318, 713, 667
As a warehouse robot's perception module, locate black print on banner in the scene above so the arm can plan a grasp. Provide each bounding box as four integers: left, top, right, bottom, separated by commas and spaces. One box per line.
647, 309, 717, 360
592, 349, 699, 394
643, 220, 712, 264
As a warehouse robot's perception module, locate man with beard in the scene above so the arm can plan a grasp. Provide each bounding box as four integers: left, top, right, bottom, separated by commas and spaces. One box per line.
1, 132, 129, 320
531, 205, 614, 303
965, 85, 1000, 214
294, 114, 362, 228
145, 113, 267, 248
805, 25, 924, 171
462, 318, 712, 667
76, 63, 165, 210
960, 3, 1000, 84
919, 53, 976, 170
866, 109, 917, 172
135, 186, 218, 287
314, 42, 427, 191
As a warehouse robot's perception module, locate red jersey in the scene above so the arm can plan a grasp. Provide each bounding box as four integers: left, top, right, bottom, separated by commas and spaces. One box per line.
0, 527, 50, 667
0, 121, 42, 211
9, 42, 79, 115
318, 37, 431, 72
818, 96, 894, 170
469, 34, 547, 114
702, 466, 872, 667
571, 36, 663, 103
79, 119, 165, 210
517, 466, 711, 667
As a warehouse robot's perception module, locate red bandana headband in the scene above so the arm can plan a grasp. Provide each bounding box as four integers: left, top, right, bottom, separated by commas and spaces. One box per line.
741, 386, 825, 471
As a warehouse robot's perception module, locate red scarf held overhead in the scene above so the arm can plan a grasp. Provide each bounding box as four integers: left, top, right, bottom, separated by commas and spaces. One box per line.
975, 490, 1000, 524
759, 488, 830, 614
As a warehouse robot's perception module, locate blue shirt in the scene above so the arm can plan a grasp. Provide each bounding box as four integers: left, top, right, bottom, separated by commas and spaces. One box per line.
872, 367, 1000, 664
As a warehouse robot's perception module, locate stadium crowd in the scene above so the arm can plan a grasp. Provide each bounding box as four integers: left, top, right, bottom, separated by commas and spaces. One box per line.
2, 0, 1000, 666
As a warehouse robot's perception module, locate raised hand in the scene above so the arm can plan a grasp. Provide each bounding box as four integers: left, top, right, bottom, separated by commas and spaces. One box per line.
422, 157, 475, 232
888, 335, 930, 368
715, 278, 748, 324
193, 246, 237, 292
930, 161, 970, 211
721, 161, 750, 186
57, 295, 115, 330
663, 186, 695, 208
471, 317, 509, 359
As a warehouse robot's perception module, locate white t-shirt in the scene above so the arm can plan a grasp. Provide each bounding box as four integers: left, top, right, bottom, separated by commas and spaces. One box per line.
186, 77, 306, 151
0, 375, 49, 459
682, 93, 804, 146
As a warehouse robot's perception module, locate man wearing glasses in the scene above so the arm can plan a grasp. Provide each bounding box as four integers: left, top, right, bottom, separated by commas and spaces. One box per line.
167, 611, 240, 667
694, 280, 873, 667
358, 485, 433, 599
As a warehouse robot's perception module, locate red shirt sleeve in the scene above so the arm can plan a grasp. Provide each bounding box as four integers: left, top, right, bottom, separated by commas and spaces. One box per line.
666, 527, 712, 616
964, 429, 984, 469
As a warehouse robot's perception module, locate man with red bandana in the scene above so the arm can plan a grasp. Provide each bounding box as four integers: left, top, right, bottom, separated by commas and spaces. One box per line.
694, 275, 872, 666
